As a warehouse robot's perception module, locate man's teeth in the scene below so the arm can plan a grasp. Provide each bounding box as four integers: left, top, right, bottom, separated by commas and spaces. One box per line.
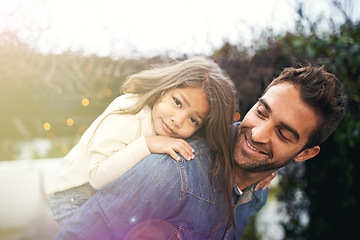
246, 139, 261, 153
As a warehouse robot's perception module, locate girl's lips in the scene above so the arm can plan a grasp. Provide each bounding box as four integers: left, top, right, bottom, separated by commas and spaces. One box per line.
162, 120, 174, 135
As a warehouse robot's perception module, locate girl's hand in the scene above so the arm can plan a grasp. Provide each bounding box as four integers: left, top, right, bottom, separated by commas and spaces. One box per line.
145, 136, 195, 161
254, 171, 277, 191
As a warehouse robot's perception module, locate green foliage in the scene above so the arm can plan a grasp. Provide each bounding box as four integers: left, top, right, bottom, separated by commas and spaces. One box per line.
241, 214, 259, 240
277, 162, 309, 240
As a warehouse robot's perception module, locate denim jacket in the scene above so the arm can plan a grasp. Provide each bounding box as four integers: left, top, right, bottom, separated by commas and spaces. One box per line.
55, 138, 268, 240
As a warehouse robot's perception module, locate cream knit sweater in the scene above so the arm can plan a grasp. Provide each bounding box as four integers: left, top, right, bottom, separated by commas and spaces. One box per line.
47, 94, 156, 194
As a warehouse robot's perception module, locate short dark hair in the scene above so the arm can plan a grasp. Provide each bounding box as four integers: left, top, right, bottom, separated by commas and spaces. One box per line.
264, 64, 346, 148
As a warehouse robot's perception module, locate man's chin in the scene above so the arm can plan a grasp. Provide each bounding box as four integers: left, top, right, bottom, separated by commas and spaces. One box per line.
236, 163, 276, 173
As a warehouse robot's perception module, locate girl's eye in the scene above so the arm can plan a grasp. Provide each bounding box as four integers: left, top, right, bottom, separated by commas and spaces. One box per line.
189, 117, 199, 126
174, 98, 181, 107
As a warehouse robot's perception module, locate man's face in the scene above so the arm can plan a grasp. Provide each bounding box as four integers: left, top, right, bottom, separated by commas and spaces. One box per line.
234, 82, 319, 172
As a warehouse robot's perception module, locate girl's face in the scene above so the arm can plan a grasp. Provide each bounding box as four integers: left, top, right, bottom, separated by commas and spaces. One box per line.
152, 87, 209, 139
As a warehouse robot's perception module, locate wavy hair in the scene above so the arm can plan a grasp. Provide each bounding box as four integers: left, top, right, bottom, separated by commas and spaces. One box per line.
122, 56, 237, 228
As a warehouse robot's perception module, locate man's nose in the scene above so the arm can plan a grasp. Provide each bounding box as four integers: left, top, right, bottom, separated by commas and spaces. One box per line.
251, 121, 272, 143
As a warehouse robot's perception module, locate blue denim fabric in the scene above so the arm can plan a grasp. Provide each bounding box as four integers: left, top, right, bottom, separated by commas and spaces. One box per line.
54, 138, 267, 240
49, 182, 97, 227
224, 184, 268, 239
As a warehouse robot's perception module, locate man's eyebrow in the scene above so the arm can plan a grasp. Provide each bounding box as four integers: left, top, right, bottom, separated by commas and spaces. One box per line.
259, 98, 300, 141
280, 122, 300, 141
259, 98, 271, 113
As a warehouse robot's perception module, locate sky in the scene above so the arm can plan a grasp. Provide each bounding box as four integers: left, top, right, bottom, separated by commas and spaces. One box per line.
0, 0, 359, 58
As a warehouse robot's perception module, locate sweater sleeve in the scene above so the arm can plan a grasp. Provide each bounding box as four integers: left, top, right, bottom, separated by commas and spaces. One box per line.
87, 111, 153, 190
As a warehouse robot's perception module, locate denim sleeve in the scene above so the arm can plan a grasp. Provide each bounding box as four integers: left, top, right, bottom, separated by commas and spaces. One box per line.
54, 151, 183, 240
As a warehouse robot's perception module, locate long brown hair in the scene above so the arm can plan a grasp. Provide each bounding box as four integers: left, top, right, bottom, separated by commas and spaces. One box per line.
122, 56, 237, 227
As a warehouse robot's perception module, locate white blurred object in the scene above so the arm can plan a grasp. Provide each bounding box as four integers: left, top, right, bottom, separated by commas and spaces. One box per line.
0, 159, 61, 239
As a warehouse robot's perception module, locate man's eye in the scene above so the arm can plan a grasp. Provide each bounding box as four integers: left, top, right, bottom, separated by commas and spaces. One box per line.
189, 117, 199, 126
256, 109, 266, 118
174, 98, 181, 107
278, 129, 290, 142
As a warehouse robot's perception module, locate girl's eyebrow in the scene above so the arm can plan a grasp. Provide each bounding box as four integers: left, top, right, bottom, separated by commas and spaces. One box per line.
178, 92, 206, 122
259, 98, 300, 142
178, 92, 191, 107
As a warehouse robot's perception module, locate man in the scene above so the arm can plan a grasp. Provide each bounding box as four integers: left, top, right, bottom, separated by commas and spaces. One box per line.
54, 64, 346, 239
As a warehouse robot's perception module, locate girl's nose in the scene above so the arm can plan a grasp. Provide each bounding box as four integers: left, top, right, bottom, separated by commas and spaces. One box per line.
170, 116, 181, 128
171, 113, 187, 128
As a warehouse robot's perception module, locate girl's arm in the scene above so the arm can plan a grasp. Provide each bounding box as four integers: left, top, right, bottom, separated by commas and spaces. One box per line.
88, 112, 194, 190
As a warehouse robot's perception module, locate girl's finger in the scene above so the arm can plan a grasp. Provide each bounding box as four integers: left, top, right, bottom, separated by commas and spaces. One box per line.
167, 149, 180, 161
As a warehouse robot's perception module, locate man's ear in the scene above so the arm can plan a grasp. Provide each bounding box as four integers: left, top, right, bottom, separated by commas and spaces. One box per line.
294, 146, 320, 163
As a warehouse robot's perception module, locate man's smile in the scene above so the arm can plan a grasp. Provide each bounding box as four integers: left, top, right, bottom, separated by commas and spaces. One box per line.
242, 131, 270, 157
246, 138, 265, 154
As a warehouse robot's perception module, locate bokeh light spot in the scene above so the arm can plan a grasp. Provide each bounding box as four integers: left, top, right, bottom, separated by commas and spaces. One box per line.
82, 98, 90, 107
47, 131, 56, 139
43, 122, 51, 131
104, 89, 112, 97
234, 112, 241, 122
66, 118, 74, 126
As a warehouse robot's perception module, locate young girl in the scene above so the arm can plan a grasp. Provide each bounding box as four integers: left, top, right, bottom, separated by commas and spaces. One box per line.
48, 56, 237, 227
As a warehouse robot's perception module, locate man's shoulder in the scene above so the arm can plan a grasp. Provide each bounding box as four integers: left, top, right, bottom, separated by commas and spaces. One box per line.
184, 139, 216, 174
177, 139, 219, 202
116, 138, 215, 198
188, 138, 213, 153
141, 138, 214, 175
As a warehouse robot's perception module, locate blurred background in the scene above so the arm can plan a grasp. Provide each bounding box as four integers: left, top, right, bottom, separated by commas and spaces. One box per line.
0, 0, 359, 239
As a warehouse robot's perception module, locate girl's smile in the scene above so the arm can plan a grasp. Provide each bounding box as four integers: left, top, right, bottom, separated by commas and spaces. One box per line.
161, 120, 175, 134
152, 87, 209, 139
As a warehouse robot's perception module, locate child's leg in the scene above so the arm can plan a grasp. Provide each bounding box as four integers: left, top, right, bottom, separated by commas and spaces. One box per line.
49, 182, 97, 227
